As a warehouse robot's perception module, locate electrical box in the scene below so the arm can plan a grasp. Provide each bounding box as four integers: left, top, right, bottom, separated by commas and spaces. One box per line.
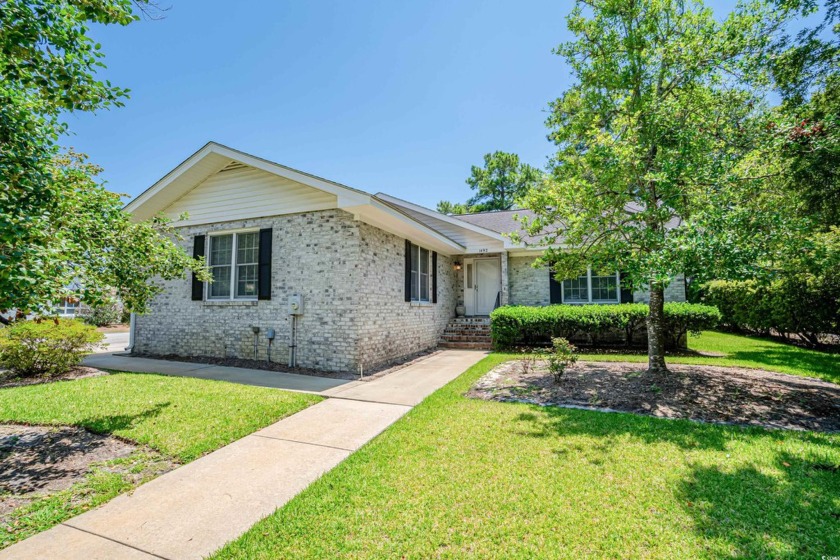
288, 293, 304, 315
266, 328, 275, 340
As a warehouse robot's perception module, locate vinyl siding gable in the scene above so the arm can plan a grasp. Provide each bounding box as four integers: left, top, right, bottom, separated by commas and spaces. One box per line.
163, 164, 337, 226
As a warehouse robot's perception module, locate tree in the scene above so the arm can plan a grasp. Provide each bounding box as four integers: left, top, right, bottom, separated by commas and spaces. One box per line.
769, 0, 839, 228
437, 151, 542, 214
0, 0, 204, 321
518, 0, 802, 373
436, 200, 475, 215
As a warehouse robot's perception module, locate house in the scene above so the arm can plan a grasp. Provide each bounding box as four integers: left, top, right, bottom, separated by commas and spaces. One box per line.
125, 142, 686, 372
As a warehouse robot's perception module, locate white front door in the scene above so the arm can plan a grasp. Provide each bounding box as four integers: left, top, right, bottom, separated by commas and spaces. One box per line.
464, 257, 501, 316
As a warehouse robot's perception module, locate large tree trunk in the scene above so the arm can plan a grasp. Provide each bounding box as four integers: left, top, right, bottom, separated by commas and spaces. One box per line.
647, 285, 668, 374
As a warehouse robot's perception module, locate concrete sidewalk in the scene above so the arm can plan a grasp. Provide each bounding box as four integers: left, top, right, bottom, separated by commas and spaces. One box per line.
2, 349, 487, 560
83, 352, 353, 393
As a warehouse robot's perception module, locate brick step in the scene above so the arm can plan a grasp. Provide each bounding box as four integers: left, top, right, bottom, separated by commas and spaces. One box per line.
448, 318, 491, 324
443, 327, 491, 335
439, 341, 493, 350
440, 335, 492, 343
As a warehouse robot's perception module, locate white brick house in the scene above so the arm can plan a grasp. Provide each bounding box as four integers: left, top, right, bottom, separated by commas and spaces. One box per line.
126, 142, 686, 372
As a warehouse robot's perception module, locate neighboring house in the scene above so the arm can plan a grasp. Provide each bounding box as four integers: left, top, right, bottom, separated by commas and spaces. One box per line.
125, 142, 685, 372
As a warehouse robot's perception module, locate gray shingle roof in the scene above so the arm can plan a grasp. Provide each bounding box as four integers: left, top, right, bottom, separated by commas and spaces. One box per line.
452, 209, 547, 244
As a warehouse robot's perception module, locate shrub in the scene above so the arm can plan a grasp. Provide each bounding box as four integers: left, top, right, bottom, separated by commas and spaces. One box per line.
490, 303, 721, 349
0, 319, 104, 377
547, 337, 578, 382
703, 276, 839, 346
77, 299, 123, 327
662, 302, 723, 349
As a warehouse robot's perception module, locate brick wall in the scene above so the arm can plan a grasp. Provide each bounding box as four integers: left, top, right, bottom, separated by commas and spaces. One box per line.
632, 275, 687, 303
507, 256, 687, 305
134, 209, 457, 373
509, 256, 551, 306
354, 222, 457, 370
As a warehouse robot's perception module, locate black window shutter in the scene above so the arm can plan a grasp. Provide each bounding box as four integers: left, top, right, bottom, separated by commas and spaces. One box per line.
258, 228, 273, 300
619, 271, 634, 303
549, 269, 563, 304
404, 240, 412, 302
431, 251, 438, 303
191, 235, 206, 301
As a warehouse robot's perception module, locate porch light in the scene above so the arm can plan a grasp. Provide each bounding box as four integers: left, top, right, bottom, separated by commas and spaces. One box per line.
453, 261, 462, 271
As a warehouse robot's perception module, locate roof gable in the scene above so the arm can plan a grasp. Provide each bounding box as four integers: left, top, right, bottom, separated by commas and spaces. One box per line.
124, 142, 469, 255
161, 162, 337, 227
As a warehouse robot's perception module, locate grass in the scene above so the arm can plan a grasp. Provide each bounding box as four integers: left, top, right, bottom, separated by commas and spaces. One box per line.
0, 372, 322, 462
575, 330, 840, 385
0, 372, 321, 548
213, 354, 840, 560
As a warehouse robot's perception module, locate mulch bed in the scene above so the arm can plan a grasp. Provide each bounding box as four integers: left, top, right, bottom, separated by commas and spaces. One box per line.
0, 425, 175, 520
468, 361, 840, 432
137, 348, 442, 382
0, 367, 106, 389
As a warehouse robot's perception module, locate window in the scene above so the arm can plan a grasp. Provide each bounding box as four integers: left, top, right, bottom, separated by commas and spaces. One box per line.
53, 298, 81, 316
208, 231, 259, 300
409, 242, 432, 303
561, 269, 620, 304
562, 275, 589, 303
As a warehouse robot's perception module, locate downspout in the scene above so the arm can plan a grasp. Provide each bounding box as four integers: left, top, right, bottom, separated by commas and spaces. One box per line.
125, 312, 136, 353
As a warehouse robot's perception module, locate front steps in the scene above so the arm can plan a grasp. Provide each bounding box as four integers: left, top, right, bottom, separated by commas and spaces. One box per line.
439, 317, 492, 350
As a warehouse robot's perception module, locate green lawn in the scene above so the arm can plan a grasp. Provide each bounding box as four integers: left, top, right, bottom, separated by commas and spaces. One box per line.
576, 330, 840, 384
0, 373, 322, 462
213, 354, 840, 560
0, 372, 321, 548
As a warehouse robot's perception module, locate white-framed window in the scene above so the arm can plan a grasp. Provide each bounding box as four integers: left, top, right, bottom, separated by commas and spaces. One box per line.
53, 298, 81, 316
562, 268, 620, 304
207, 231, 260, 300
409, 242, 432, 303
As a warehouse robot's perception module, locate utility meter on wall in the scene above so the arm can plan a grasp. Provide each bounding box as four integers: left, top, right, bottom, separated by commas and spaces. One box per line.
288, 293, 304, 315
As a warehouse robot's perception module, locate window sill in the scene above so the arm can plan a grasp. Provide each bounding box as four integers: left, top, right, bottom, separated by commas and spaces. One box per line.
410, 301, 434, 307
202, 300, 259, 307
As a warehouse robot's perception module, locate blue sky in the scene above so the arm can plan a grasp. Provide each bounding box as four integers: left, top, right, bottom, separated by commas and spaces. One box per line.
67, 0, 805, 209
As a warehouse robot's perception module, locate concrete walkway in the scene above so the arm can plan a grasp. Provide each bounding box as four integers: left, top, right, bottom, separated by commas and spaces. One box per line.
83, 352, 352, 393
92, 332, 131, 354
2, 350, 487, 560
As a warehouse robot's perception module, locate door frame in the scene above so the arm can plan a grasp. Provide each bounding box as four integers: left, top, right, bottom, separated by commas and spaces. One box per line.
463, 257, 501, 316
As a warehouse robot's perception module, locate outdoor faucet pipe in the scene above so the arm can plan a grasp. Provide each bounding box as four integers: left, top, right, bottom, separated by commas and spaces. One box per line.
288, 315, 297, 368
251, 326, 260, 360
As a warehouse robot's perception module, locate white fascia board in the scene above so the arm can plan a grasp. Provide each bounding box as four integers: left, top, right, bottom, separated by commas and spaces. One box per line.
125, 142, 224, 215
209, 143, 371, 200
349, 198, 465, 255
125, 141, 373, 218
374, 193, 508, 242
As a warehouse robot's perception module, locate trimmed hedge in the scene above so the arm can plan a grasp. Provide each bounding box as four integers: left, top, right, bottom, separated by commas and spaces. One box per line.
703, 277, 840, 347
490, 303, 721, 349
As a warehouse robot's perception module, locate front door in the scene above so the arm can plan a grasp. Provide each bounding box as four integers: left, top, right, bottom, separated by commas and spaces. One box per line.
465, 257, 501, 316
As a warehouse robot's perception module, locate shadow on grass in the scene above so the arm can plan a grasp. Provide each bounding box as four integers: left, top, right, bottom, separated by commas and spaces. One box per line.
677, 452, 840, 558
513, 404, 840, 557
722, 345, 840, 383
77, 402, 171, 435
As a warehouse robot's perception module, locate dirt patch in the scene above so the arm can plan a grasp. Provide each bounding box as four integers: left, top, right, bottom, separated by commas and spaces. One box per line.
0, 367, 107, 389
0, 424, 175, 520
96, 324, 130, 333
468, 361, 840, 432
136, 348, 443, 382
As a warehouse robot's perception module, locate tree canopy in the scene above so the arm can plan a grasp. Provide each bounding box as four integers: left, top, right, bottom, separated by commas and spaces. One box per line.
0, 0, 205, 320
437, 151, 542, 214
518, 0, 806, 373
